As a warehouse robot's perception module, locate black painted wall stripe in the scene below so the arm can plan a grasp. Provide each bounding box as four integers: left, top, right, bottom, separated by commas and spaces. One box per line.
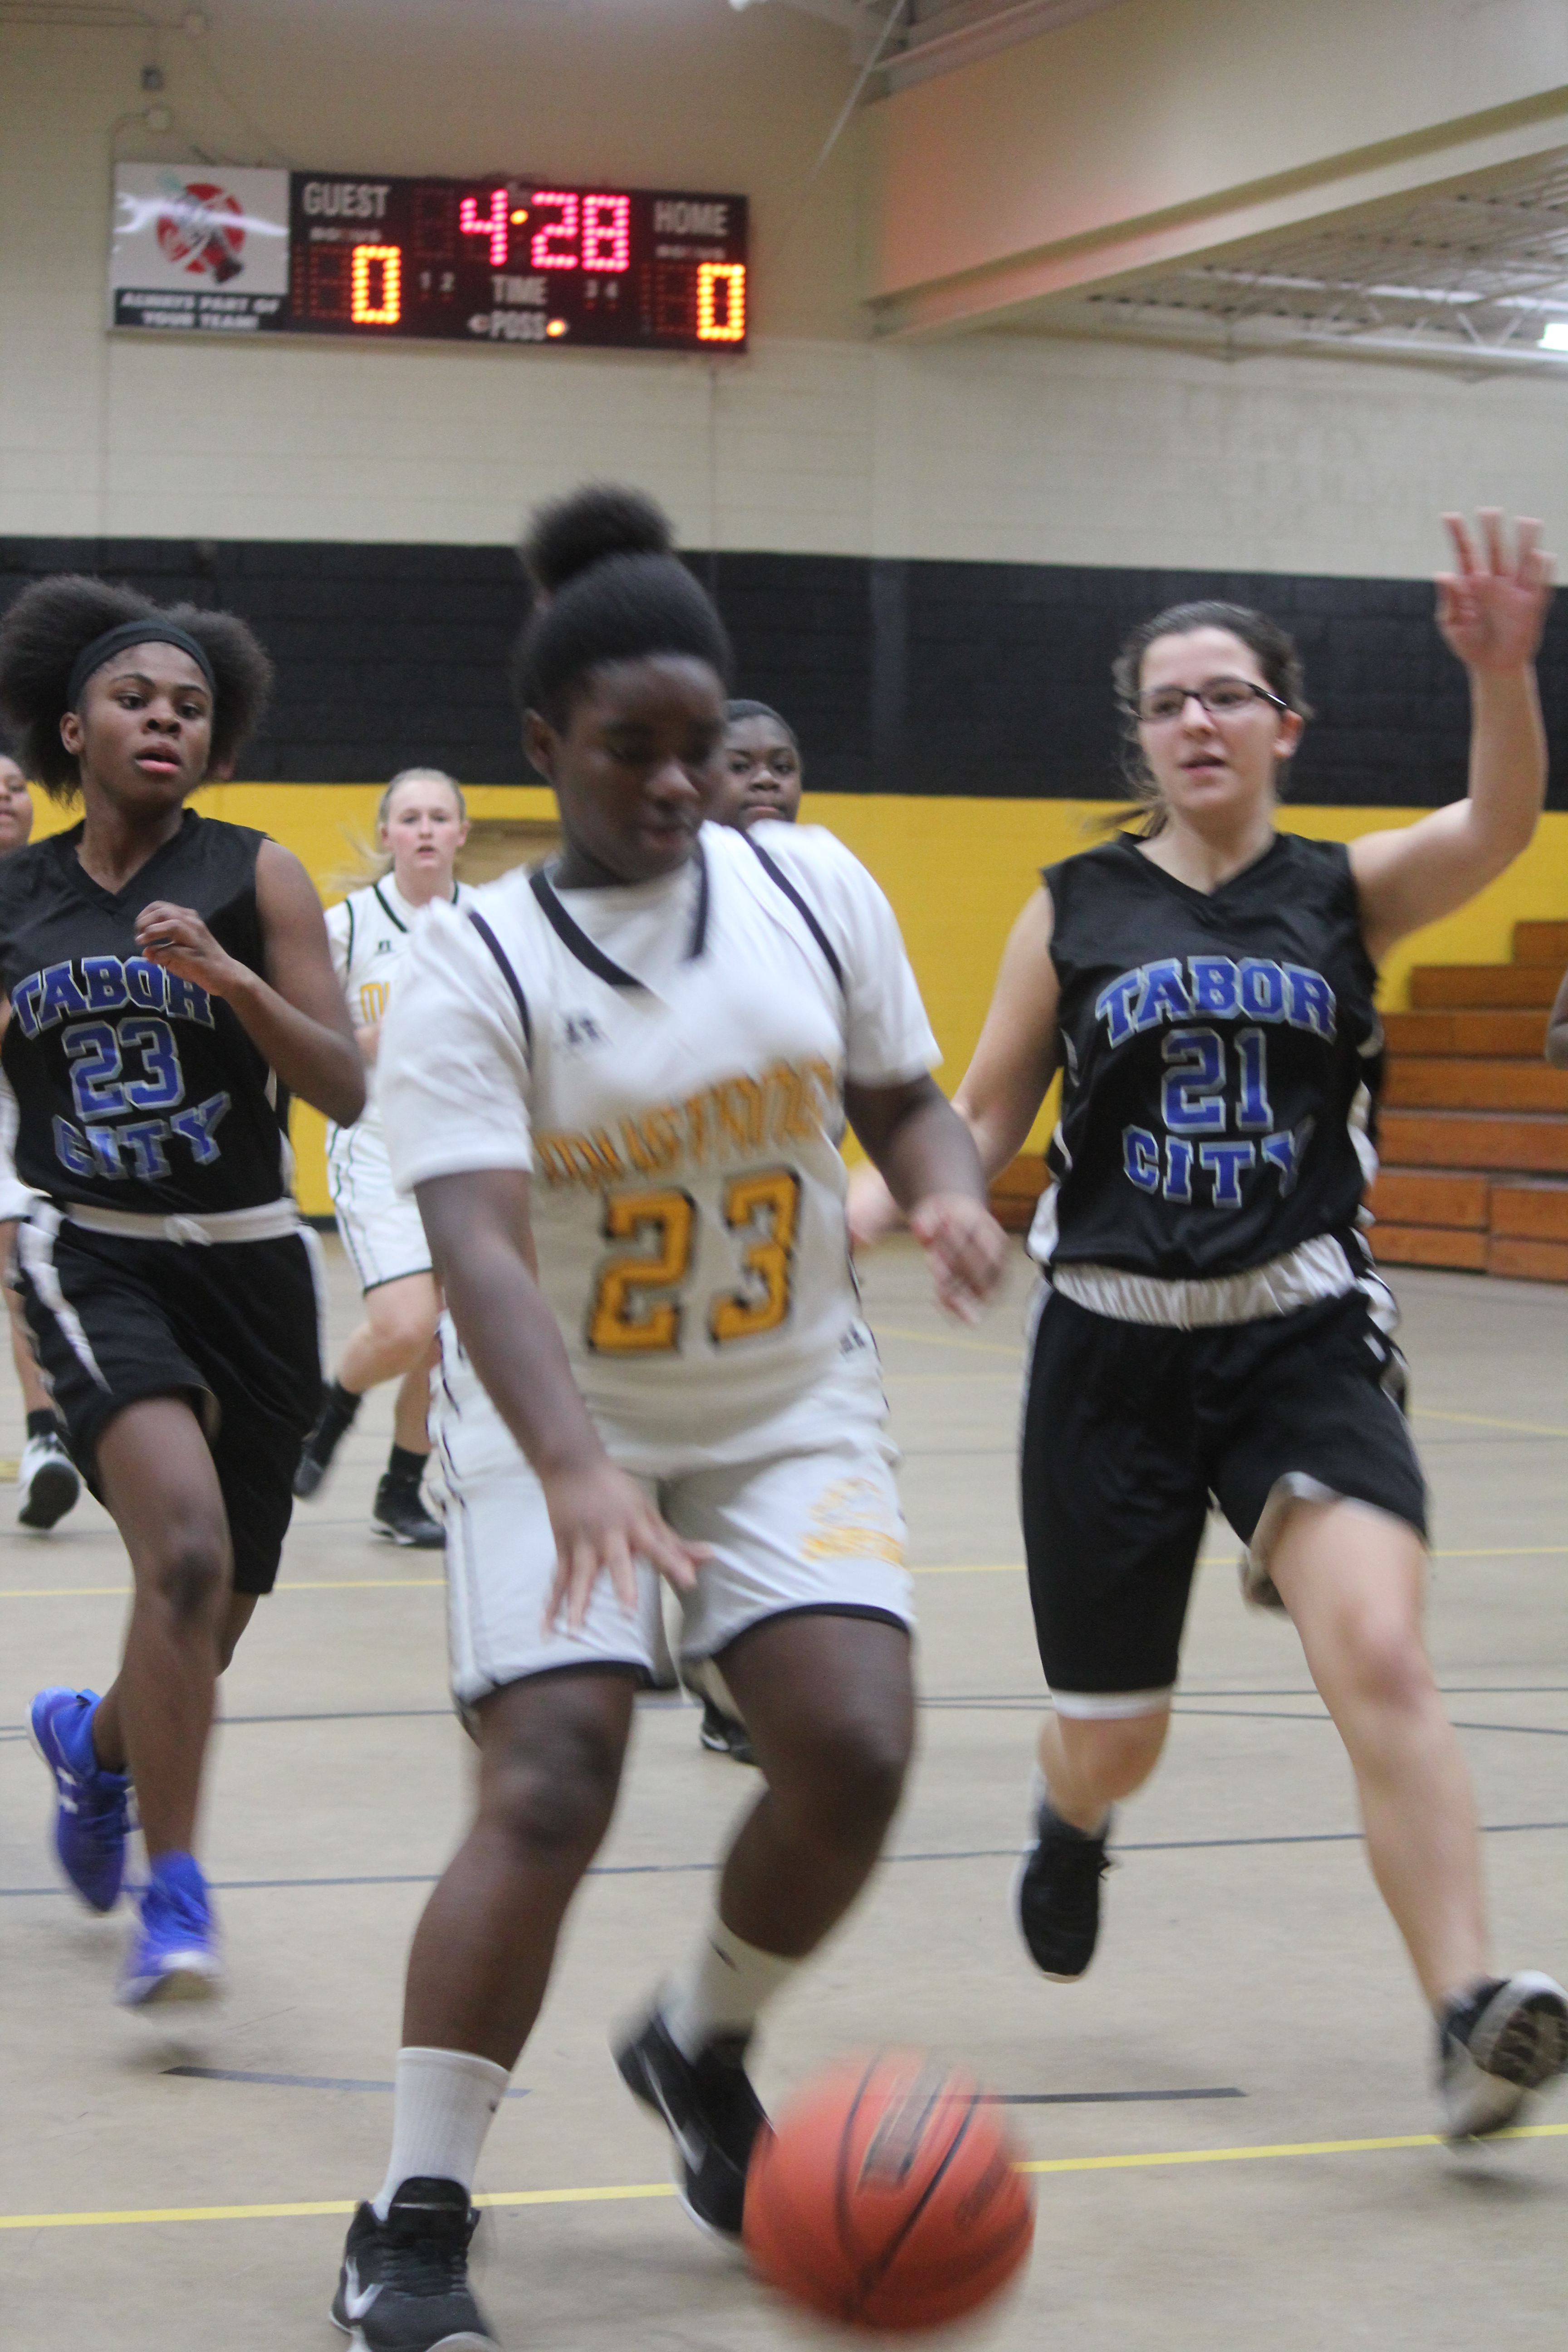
3, 538, 1564, 808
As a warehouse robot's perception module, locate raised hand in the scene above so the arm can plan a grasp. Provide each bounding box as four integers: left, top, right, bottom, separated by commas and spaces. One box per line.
1436, 510, 1554, 675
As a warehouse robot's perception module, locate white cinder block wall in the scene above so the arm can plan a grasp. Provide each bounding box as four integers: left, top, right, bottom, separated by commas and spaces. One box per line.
4, 0, 1568, 578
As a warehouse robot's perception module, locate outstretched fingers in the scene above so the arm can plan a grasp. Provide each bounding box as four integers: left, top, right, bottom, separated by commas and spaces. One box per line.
541, 1460, 707, 1635
1441, 513, 1473, 578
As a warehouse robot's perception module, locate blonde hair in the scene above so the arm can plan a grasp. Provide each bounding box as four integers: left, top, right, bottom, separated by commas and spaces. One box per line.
377, 767, 467, 832
328, 768, 467, 894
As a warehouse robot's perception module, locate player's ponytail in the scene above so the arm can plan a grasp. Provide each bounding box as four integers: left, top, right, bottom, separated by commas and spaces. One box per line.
0, 573, 272, 802
511, 484, 732, 725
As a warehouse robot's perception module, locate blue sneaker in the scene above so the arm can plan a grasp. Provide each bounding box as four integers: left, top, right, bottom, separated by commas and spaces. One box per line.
119, 1852, 223, 2007
29, 1686, 132, 1913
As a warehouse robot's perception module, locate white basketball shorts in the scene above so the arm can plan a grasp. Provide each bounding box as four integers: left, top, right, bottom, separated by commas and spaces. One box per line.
434, 1349, 914, 1710
328, 1119, 431, 1293
0, 1073, 33, 1224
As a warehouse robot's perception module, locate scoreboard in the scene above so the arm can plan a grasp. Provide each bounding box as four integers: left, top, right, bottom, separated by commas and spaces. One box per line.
110, 166, 748, 353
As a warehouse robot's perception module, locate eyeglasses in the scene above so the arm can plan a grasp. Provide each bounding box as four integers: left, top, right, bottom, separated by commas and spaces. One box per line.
1132, 678, 1289, 725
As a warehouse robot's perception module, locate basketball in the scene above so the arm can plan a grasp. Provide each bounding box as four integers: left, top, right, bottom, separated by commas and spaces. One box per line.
744, 2050, 1035, 2331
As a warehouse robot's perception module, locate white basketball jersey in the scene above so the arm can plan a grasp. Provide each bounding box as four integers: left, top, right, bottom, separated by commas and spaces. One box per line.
324, 876, 470, 1166
379, 823, 938, 1462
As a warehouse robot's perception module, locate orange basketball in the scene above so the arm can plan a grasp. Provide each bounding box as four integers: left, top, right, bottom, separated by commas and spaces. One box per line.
744, 2050, 1034, 2331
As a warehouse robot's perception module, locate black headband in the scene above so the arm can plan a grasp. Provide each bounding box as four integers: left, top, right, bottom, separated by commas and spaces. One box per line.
67, 620, 218, 713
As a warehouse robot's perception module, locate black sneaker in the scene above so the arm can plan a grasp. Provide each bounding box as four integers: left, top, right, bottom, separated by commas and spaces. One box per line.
1015, 1803, 1113, 1981
331, 2178, 497, 2351
615, 2009, 766, 2239
373, 1479, 446, 1549
1438, 1973, 1568, 2141
698, 1694, 758, 1768
294, 1400, 353, 1499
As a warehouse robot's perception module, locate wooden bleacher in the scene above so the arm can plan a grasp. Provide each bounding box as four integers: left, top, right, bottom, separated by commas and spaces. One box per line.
1372, 919, 1568, 1282
985, 920, 1568, 1282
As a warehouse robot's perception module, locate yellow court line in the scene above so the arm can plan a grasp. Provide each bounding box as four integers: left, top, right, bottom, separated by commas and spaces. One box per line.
875, 1323, 1021, 1358
911, 1563, 1022, 1575
0, 1578, 446, 1599
0, 1573, 1024, 1599
1018, 2121, 1568, 2176
874, 1337, 1568, 1440
1415, 1407, 1568, 1439
6, 1549, 1565, 1603
5, 2124, 1565, 2230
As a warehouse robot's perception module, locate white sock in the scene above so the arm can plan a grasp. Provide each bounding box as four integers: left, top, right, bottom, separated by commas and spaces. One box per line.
372, 2046, 510, 2218
662, 1916, 800, 2059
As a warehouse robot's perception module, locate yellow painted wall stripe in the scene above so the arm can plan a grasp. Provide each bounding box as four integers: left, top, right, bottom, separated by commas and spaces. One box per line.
4, 2122, 1564, 2229
24, 789, 1568, 1213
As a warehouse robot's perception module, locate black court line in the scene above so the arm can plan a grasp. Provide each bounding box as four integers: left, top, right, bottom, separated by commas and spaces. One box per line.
157, 2065, 1229, 2108
4, 1819, 1563, 1899
6, 1686, 1566, 1738
1173, 1706, 1568, 1740
163, 2066, 528, 2097
984, 2087, 1244, 2106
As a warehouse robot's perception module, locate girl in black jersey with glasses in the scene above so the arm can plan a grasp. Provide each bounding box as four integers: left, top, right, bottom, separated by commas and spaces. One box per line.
0, 576, 363, 2008
853, 511, 1568, 2142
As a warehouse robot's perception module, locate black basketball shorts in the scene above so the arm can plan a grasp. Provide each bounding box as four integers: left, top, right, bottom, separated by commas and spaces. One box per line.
16, 1215, 324, 1596
1020, 1284, 1429, 1711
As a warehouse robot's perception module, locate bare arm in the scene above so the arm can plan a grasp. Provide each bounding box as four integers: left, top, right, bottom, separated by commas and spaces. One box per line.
1351, 513, 1553, 965
416, 1166, 703, 1626
951, 885, 1062, 1174
1547, 966, 1568, 1070
847, 886, 1060, 1249
844, 1072, 1009, 1319
136, 842, 365, 1125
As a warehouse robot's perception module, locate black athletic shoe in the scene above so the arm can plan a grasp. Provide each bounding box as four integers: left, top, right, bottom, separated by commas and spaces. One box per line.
698, 1694, 758, 1767
1015, 1803, 1113, 1981
331, 2178, 497, 2351
615, 2009, 766, 2240
294, 1401, 352, 1499
372, 1479, 446, 1548
1438, 1973, 1568, 2141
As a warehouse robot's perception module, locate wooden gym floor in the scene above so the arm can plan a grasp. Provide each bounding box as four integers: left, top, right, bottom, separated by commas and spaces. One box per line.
1, 1235, 1565, 2349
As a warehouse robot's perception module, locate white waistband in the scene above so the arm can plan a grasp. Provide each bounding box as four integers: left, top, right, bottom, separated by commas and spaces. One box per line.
51, 1199, 303, 1248
1050, 1234, 1356, 1328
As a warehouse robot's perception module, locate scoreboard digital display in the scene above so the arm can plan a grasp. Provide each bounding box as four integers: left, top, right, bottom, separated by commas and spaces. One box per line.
110, 166, 748, 353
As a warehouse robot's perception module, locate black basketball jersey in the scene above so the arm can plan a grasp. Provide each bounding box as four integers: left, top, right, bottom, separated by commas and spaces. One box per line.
0, 812, 290, 1215
1040, 830, 1382, 1280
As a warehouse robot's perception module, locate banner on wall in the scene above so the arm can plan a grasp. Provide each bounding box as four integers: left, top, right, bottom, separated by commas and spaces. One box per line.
109, 167, 292, 332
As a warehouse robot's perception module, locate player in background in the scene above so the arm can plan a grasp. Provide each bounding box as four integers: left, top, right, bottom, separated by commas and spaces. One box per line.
294, 769, 471, 1545
851, 512, 1567, 2143
0, 745, 80, 1526
0, 577, 363, 2005
328, 488, 1007, 2352
715, 697, 804, 830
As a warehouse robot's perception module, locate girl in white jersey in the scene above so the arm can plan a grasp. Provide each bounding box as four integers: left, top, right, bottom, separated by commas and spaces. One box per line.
328, 488, 1007, 2352
294, 769, 471, 1544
